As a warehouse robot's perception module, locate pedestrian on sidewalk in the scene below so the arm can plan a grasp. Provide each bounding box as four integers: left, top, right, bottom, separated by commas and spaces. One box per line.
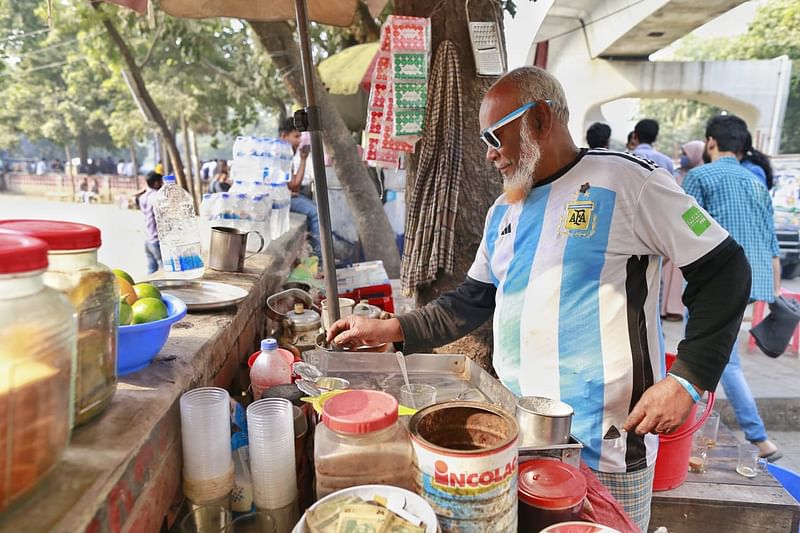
632, 119, 674, 174
586, 122, 611, 149
279, 118, 321, 261
683, 115, 782, 462
136, 171, 164, 275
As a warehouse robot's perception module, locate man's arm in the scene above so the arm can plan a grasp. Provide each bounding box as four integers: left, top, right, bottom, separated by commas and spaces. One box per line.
395, 276, 496, 353
625, 237, 750, 434
289, 147, 309, 193
327, 276, 496, 352
670, 237, 751, 390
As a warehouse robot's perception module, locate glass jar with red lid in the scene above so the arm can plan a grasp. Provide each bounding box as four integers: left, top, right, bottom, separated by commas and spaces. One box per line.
314, 390, 413, 498
518, 459, 587, 532
0, 220, 118, 426
0, 233, 76, 512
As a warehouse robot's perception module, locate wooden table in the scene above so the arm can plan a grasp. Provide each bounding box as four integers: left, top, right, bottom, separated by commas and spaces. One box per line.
650, 424, 800, 533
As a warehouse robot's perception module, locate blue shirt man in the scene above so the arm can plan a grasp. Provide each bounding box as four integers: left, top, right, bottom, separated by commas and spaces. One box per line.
683, 114, 781, 461
684, 158, 778, 303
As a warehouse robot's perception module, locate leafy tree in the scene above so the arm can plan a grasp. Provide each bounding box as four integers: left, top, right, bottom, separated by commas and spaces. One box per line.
642, 0, 800, 153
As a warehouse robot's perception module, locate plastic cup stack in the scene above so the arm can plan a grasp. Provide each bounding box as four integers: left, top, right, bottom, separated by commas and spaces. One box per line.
180, 387, 234, 504
247, 398, 298, 530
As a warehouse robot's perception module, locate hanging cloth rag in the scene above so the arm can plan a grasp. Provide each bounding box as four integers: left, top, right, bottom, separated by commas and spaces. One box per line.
401, 40, 463, 295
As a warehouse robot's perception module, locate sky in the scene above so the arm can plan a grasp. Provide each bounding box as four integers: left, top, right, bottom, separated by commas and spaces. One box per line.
502, 0, 762, 143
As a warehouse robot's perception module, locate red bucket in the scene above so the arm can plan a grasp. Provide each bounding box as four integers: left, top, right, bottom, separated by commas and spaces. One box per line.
653, 353, 715, 491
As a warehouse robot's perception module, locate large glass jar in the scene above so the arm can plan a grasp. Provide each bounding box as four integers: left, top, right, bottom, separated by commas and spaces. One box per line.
314, 390, 413, 498
0, 221, 118, 426
0, 233, 76, 512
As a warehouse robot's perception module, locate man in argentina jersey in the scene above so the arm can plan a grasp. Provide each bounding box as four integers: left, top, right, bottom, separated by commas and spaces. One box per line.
327, 67, 751, 531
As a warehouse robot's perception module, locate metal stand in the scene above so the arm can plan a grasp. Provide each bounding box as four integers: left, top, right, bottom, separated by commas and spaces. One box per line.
293, 0, 341, 323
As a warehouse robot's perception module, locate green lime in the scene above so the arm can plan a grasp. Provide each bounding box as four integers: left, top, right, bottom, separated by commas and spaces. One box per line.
131, 297, 168, 324
113, 269, 135, 285
119, 299, 133, 325
133, 283, 162, 301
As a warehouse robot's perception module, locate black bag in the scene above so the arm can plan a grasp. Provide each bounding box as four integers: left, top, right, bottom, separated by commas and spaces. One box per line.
750, 296, 800, 358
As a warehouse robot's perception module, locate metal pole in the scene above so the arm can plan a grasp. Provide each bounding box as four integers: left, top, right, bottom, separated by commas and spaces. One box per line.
294, 0, 341, 323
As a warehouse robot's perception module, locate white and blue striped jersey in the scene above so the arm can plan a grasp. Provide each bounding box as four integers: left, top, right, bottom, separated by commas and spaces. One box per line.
467, 149, 729, 473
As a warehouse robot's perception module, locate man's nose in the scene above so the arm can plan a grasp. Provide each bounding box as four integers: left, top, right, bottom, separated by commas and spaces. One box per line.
486, 146, 500, 161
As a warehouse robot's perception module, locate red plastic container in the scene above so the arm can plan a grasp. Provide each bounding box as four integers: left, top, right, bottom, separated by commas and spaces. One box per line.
653, 353, 715, 491
247, 348, 298, 369
518, 459, 587, 532
339, 282, 395, 313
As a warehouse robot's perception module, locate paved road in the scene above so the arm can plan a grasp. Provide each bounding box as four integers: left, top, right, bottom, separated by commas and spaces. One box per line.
0, 193, 151, 281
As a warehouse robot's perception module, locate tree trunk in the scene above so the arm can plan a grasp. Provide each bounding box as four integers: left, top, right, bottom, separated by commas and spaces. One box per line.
189, 128, 203, 195
91, 2, 188, 191
77, 132, 88, 166
249, 20, 402, 278
129, 141, 138, 179
394, 0, 503, 368
181, 113, 200, 210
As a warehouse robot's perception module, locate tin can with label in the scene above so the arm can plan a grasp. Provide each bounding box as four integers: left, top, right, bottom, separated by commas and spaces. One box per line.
408, 401, 519, 532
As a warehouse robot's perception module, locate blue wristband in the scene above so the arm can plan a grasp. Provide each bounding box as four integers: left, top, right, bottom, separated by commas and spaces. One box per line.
668, 373, 701, 403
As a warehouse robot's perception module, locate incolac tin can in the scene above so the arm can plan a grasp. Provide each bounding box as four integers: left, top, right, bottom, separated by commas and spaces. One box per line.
409, 401, 519, 533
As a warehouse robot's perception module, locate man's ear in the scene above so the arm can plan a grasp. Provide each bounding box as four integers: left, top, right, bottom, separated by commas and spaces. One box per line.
706, 137, 718, 153
530, 100, 553, 136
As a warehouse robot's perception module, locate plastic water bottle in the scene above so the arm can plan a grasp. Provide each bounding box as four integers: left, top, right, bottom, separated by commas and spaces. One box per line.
217, 192, 233, 221
248, 195, 269, 252
281, 173, 292, 235
199, 193, 216, 250
234, 193, 251, 232
269, 183, 284, 240
153, 175, 205, 278
250, 338, 292, 400
229, 180, 246, 195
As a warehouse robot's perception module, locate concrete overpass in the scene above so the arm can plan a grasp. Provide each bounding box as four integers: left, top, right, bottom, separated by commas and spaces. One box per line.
512, 0, 793, 154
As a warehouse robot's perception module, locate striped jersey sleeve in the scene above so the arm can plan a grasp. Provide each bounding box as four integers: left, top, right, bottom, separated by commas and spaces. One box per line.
633, 168, 729, 267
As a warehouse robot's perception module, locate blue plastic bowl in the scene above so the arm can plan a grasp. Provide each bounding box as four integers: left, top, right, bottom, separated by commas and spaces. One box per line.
118, 294, 187, 376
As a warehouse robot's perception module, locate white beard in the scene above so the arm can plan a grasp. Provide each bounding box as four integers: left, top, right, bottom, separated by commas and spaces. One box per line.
503, 124, 541, 204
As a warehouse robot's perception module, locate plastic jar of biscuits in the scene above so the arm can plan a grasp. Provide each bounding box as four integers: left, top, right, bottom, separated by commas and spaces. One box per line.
0, 220, 118, 426
0, 233, 77, 512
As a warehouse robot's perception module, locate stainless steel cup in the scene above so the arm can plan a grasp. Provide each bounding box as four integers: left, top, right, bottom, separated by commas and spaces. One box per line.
516, 396, 573, 447
209, 226, 265, 272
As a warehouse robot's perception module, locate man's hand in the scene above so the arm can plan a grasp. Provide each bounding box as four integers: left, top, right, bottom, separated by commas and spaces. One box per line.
326, 316, 404, 350
623, 377, 701, 435
299, 145, 311, 160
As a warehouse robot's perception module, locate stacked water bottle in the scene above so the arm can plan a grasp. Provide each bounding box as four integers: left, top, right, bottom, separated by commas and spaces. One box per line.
198, 136, 296, 253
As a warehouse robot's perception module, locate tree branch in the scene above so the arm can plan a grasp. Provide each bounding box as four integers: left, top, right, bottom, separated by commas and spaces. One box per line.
136, 23, 163, 70
200, 57, 241, 85
90, 1, 188, 192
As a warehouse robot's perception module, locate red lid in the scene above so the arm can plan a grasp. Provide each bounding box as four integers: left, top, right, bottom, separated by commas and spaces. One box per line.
0, 233, 49, 274
518, 459, 587, 510
322, 390, 398, 434
0, 219, 101, 251
540, 522, 619, 533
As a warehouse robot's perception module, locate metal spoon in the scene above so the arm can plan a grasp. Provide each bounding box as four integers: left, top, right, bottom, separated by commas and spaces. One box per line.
395, 351, 414, 409
296, 379, 323, 397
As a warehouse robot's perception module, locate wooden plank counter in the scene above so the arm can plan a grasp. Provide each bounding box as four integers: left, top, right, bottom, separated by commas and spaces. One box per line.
0, 215, 307, 533
650, 424, 800, 533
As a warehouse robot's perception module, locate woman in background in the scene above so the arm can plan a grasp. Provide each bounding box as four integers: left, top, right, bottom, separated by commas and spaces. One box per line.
662, 140, 706, 320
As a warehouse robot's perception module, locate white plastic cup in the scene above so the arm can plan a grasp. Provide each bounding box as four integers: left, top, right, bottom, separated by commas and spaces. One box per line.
180, 387, 233, 481
246, 398, 297, 509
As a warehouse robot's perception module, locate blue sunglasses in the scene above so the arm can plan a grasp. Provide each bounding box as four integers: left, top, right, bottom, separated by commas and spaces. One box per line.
480, 100, 552, 150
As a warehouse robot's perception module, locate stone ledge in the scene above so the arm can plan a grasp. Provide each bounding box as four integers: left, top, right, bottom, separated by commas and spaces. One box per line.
0, 215, 307, 533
